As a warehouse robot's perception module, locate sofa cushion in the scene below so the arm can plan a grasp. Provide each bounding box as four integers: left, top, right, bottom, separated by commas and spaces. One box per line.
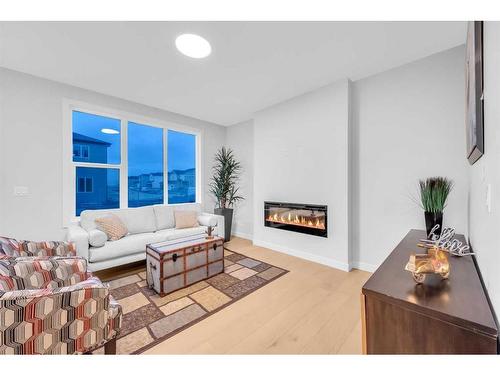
80, 206, 157, 235
155, 226, 207, 241
153, 203, 202, 230
153, 205, 175, 230
89, 232, 165, 263
89, 226, 208, 263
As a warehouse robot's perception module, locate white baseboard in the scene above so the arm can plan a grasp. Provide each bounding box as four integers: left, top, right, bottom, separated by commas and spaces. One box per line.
350, 261, 379, 273
231, 233, 379, 273
231, 231, 253, 240
253, 239, 350, 272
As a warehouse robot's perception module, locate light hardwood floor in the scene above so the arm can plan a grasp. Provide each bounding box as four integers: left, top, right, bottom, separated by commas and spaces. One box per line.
96, 237, 371, 354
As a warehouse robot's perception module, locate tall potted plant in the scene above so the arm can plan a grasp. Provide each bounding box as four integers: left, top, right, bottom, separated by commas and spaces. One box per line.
209, 147, 244, 241
418, 177, 453, 237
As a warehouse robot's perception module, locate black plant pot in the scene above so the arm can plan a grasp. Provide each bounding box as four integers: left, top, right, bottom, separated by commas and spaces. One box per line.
424, 211, 443, 237
214, 208, 233, 242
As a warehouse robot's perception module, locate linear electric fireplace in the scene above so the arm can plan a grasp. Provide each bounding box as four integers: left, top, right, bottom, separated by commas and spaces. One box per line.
264, 201, 328, 238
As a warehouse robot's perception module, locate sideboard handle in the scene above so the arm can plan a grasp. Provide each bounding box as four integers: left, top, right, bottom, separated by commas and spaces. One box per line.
149, 262, 157, 271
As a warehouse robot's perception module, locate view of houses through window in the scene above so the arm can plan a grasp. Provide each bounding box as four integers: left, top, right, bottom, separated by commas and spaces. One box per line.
72, 110, 197, 216
167, 130, 196, 204
127, 122, 164, 207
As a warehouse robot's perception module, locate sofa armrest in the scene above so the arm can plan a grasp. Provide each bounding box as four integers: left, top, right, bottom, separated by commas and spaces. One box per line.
199, 213, 224, 240
67, 225, 90, 260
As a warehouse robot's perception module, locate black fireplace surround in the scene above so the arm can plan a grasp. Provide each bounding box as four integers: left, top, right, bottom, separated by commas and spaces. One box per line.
264, 201, 328, 238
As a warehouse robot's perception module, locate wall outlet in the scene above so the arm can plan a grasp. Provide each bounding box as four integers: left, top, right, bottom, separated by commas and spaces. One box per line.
13, 186, 29, 196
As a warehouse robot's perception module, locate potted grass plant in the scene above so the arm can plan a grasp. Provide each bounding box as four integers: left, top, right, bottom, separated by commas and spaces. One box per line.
418, 177, 453, 237
209, 147, 244, 241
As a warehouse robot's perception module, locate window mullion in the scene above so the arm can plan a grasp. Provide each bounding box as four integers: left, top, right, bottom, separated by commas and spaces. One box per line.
164, 128, 168, 205
120, 118, 128, 209
196, 133, 201, 204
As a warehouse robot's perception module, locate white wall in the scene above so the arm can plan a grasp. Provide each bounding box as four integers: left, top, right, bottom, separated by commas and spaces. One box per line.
468, 22, 500, 317
1, 45, 473, 282
253, 80, 351, 271
226, 120, 254, 239
351, 46, 468, 271
0, 68, 226, 240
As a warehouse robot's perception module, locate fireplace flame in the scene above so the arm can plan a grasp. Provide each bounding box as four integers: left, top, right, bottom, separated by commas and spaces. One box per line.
266, 211, 325, 230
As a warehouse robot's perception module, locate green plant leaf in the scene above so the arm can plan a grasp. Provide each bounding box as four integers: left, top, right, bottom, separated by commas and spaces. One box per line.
209, 146, 244, 208
418, 177, 453, 213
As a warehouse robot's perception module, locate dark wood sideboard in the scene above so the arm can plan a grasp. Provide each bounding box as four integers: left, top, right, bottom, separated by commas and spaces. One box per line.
361, 229, 498, 354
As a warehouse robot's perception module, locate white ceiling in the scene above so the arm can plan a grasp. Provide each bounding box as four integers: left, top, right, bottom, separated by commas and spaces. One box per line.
0, 22, 466, 126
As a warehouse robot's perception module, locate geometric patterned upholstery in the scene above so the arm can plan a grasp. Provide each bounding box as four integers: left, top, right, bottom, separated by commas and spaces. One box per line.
0, 236, 76, 258
0, 257, 122, 354
0, 257, 89, 292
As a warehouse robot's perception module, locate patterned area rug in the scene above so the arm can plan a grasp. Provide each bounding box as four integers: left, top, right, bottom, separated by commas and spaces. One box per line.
96, 249, 288, 354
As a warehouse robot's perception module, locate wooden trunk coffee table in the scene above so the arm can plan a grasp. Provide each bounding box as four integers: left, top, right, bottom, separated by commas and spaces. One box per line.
146, 235, 224, 296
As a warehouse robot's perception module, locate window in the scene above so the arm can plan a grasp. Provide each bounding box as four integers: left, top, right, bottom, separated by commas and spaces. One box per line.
72, 111, 121, 164
76, 167, 119, 216
72, 111, 122, 216
65, 104, 200, 221
77, 176, 93, 193
168, 130, 196, 204
128, 122, 164, 207
73, 145, 90, 160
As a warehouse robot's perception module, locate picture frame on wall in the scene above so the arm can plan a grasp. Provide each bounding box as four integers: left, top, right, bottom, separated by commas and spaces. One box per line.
465, 21, 484, 165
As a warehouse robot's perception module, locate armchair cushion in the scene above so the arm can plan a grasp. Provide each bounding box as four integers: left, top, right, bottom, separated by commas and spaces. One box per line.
0, 276, 121, 354
0, 256, 88, 292
0, 236, 76, 258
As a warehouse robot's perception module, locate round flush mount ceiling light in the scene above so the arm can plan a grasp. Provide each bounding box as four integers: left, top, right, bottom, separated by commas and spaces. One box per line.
101, 128, 120, 135
175, 34, 211, 59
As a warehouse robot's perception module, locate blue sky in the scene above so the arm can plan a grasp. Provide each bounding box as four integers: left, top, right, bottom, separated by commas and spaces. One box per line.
73, 111, 196, 177
167, 129, 196, 172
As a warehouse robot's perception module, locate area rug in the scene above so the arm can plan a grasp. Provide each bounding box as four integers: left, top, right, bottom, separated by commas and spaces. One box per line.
96, 249, 288, 354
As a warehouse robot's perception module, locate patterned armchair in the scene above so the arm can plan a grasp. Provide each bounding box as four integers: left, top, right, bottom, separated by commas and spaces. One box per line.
0, 236, 76, 258
0, 256, 121, 354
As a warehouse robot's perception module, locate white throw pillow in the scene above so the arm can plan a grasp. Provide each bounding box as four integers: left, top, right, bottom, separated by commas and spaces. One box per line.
88, 229, 107, 247
197, 215, 218, 228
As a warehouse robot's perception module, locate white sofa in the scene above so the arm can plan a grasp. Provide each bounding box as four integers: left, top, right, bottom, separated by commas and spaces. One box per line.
66, 203, 224, 271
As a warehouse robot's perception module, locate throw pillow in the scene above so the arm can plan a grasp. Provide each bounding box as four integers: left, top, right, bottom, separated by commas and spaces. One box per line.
174, 210, 199, 229
95, 214, 128, 241
88, 229, 108, 247
197, 214, 218, 228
